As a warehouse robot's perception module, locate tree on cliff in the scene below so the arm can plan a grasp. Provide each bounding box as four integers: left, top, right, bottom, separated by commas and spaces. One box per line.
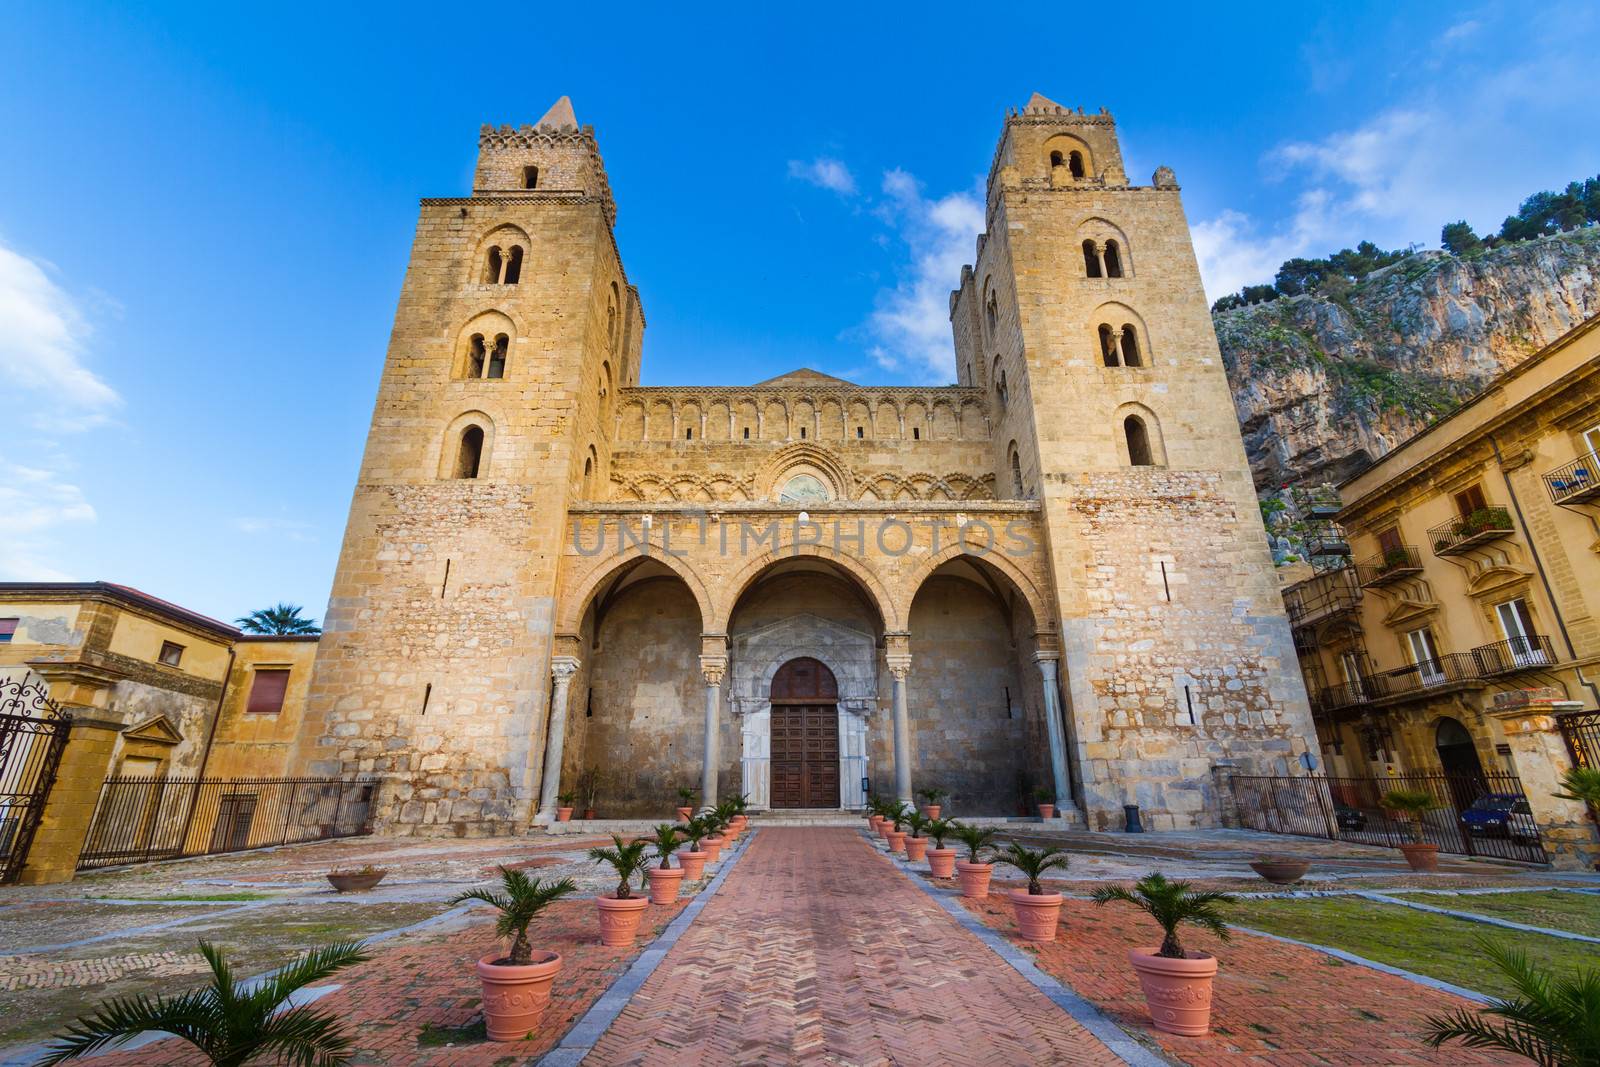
1441, 221, 1483, 256
235, 603, 322, 635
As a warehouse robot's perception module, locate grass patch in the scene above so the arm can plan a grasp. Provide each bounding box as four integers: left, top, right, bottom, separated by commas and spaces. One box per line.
1389, 891, 1600, 939
92, 891, 273, 902
1228, 896, 1596, 999
418, 1019, 487, 1047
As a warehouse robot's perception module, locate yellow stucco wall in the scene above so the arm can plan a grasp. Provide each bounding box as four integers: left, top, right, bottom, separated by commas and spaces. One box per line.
205, 637, 321, 778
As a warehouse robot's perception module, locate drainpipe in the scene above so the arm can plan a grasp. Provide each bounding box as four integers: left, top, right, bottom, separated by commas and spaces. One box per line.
180, 646, 236, 845
1491, 433, 1600, 711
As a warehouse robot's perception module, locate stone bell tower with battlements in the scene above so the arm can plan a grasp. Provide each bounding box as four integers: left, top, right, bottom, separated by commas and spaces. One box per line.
292, 97, 642, 834
951, 93, 1317, 829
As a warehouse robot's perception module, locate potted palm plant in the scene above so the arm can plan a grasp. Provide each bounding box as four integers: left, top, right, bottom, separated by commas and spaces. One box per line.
1382, 787, 1441, 870
452, 868, 578, 1040
700, 810, 726, 862
867, 796, 888, 833
577, 766, 603, 820
727, 793, 750, 836
924, 817, 957, 878
916, 786, 948, 820
1091, 872, 1235, 1036
1034, 786, 1055, 820
555, 790, 576, 823
1423, 936, 1600, 1062
902, 810, 931, 862
41, 940, 369, 1064
885, 804, 909, 854
676, 786, 696, 822
676, 816, 711, 881
997, 842, 1070, 941
645, 824, 686, 905
588, 834, 653, 947
950, 823, 999, 898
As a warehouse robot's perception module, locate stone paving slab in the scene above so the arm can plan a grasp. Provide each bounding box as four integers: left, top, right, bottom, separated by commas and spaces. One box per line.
583, 827, 1125, 1065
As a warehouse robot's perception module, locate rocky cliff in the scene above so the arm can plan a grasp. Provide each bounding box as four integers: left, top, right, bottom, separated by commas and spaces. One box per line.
1216, 227, 1600, 491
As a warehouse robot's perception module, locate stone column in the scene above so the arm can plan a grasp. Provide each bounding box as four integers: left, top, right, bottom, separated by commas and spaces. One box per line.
535, 656, 580, 822
699, 656, 726, 808
886, 634, 913, 805
17, 716, 122, 885
1489, 689, 1598, 871
1035, 653, 1072, 814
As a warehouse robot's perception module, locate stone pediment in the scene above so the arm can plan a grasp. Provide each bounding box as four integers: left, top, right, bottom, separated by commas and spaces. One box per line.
753, 368, 856, 388
1380, 597, 1439, 630
123, 713, 183, 746
1466, 565, 1534, 601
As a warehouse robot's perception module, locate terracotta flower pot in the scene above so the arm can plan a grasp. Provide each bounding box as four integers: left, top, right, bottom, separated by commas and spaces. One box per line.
676, 806, 693, 821
678, 850, 708, 881
926, 847, 957, 878
556, 807, 574, 822
595, 893, 650, 947
1128, 947, 1218, 1036
886, 830, 907, 853
1249, 859, 1310, 885
956, 860, 993, 898
922, 804, 941, 820
868, 814, 883, 832
1008, 889, 1064, 942
327, 870, 386, 892
1038, 803, 1055, 820
701, 835, 724, 862
1398, 842, 1440, 871
878, 821, 893, 840
583, 808, 596, 820
476, 950, 562, 1041
904, 836, 929, 862
646, 865, 686, 905
731, 815, 748, 833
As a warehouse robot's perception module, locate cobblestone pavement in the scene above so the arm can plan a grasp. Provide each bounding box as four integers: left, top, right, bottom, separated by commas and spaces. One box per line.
584, 827, 1120, 1066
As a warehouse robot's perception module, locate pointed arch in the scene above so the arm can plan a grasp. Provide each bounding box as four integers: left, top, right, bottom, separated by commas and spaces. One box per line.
557, 549, 714, 636
711, 545, 899, 633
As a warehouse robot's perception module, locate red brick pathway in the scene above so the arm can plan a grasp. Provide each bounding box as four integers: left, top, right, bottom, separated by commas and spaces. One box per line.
584, 827, 1120, 1065
957, 892, 1523, 1066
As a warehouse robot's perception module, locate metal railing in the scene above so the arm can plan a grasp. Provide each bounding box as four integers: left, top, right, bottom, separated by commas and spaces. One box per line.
1472, 635, 1557, 675
1230, 771, 1548, 863
1428, 507, 1514, 556
1356, 545, 1424, 587
78, 776, 377, 870
1304, 527, 1352, 558
0, 681, 71, 884
1284, 567, 1362, 630
1543, 452, 1600, 506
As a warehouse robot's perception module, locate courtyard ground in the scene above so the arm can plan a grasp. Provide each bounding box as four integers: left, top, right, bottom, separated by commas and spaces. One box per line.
0, 821, 1595, 1065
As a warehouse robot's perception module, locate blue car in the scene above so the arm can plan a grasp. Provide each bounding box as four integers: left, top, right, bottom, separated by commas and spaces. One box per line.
1459, 794, 1538, 841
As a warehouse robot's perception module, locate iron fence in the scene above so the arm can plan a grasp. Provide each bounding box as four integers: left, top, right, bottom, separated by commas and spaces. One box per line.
0, 678, 72, 884
78, 776, 377, 870
1230, 771, 1548, 864
1356, 545, 1424, 587
1543, 452, 1600, 506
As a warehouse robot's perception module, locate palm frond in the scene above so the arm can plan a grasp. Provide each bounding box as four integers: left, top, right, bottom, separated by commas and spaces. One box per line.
257, 941, 370, 1012
253, 1004, 359, 1067
39, 989, 218, 1064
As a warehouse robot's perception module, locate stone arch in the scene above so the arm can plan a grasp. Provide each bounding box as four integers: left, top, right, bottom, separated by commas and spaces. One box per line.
758, 443, 854, 501
1044, 133, 1094, 183
959, 399, 987, 439
679, 400, 703, 441
557, 547, 714, 635
454, 309, 517, 379
471, 224, 531, 285
617, 399, 645, 441
438, 410, 496, 480
647, 399, 674, 442
1077, 217, 1132, 277
1091, 301, 1151, 368
1115, 401, 1166, 466
901, 541, 1053, 635
711, 546, 900, 633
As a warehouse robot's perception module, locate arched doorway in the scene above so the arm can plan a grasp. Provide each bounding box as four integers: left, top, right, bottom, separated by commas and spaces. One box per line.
1435, 717, 1484, 778
769, 657, 840, 808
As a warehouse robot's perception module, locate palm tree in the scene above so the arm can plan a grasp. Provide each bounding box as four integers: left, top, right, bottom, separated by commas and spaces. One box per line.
234, 603, 321, 636
1554, 767, 1600, 811
677, 785, 697, 807
1423, 937, 1600, 1065
677, 815, 710, 853
925, 817, 954, 850
950, 822, 999, 863
887, 802, 910, 830
903, 810, 930, 839
1381, 788, 1439, 843
916, 786, 948, 807
1091, 872, 1235, 959
997, 842, 1071, 895
649, 823, 683, 869
588, 833, 652, 900
41, 939, 368, 1065
451, 867, 576, 965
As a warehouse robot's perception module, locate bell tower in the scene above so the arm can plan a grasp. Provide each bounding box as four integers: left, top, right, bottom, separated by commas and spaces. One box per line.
952, 94, 1316, 830
293, 98, 641, 834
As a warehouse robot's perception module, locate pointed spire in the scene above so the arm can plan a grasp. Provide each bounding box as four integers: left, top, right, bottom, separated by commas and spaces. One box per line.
1024, 92, 1066, 114
536, 95, 578, 131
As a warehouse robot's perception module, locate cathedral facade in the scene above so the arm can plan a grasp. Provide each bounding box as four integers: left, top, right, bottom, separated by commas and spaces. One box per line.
293, 94, 1316, 833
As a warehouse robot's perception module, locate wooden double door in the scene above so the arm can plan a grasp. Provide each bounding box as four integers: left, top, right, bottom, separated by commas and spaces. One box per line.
769, 657, 840, 809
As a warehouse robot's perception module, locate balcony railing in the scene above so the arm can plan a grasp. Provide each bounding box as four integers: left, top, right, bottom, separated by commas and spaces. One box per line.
1356, 545, 1424, 587
1304, 527, 1352, 558
1306, 487, 1343, 519
1284, 567, 1362, 631
1314, 679, 1374, 713
1473, 635, 1557, 675
1374, 653, 1487, 698
1543, 452, 1600, 506
1428, 506, 1515, 556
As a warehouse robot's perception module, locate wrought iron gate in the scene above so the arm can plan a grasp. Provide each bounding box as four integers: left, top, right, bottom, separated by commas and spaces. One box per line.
0, 677, 72, 883
1559, 710, 1600, 770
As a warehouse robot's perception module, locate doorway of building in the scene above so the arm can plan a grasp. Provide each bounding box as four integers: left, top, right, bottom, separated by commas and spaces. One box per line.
769, 657, 841, 808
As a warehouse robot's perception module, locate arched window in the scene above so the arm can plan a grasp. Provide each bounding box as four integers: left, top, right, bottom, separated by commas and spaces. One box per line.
581, 453, 593, 494
455, 425, 484, 479
686, 427, 694, 440
1124, 416, 1153, 467
467, 334, 487, 377
1010, 444, 1025, 497
487, 334, 508, 378
743, 427, 750, 440
503, 246, 523, 285
994, 358, 1008, 409
1098, 324, 1119, 367
985, 288, 998, 334
608, 282, 621, 349
1103, 240, 1123, 278
855, 426, 864, 439
1119, 325, 1142, 368
1069, 151, 1085, 179
522, 165, 539, 190
1050, 150, 1064, 168
483, 246, 503, 284
912, 426, 920, 440
1082, 239, 1102, 278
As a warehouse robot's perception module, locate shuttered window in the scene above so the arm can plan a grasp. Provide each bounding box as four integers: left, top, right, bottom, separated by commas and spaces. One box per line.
246, 668, 290, 714
1453, 485, 1488, 517
0, 618, 17, 643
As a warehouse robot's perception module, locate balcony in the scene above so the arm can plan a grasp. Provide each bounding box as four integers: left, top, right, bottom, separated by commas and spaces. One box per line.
1543, 453, 1600, 506
1372, 653, 1488, 700
1306, 487, 1343, 520
1284, 568, 1362, 631
1428, 506, 1515, 556
1314, 679, 1375, 714
1304, 527, 1352, 558
1472, 635, 1557, 675
1356, 545, 1423, 587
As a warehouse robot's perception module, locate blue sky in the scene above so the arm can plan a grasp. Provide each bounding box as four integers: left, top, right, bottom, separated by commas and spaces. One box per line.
3, 2, 1597, 623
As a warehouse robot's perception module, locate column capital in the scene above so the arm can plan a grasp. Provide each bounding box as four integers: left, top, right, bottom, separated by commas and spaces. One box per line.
550, 655, 581, 682
883, 631, 911, 659
885, 655, 912, 681
700, 655, 728, 687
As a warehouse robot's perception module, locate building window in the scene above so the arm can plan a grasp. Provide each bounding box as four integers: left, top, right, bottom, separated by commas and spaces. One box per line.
1583, 423, 1600, 458
522, 165, 539, 189
158, 641, 185, 667
1453, 484, 1488, 517
484, 246, 503, 284
1069, 151, 1085, 179
1050, 150, 1064, 167
503, 246, 523, 285
246, 668, 290, 714
1083, 240, 1102, 278
1099, 324, 1119, 367
799, 426, 807, 440
856, 426, 864, 439
686, 428, 694, 440
743, 427, 751, 440
1009, 444, 1024, 497
779, 474, 830, 503
0, 618, 17, 643
1119, 325, 1142, 367
1376, 526, 1403, 556
984, 287, 998, 334
1103, 240, 1124, 278
486, 334, 507, 379
1405, 627, 1444, 686
1124, 416, 1154, 466
455, 425, 484, 479
912, 427, 920, 440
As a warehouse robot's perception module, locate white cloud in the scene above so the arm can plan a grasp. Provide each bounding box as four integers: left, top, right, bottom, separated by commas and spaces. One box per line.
1439, 18, 1481, 45
787, 157, 858, 196
862, 168, 984, 382
0, 461, 96, 580
232, 516, 315, 543
0, 239, 120, 412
